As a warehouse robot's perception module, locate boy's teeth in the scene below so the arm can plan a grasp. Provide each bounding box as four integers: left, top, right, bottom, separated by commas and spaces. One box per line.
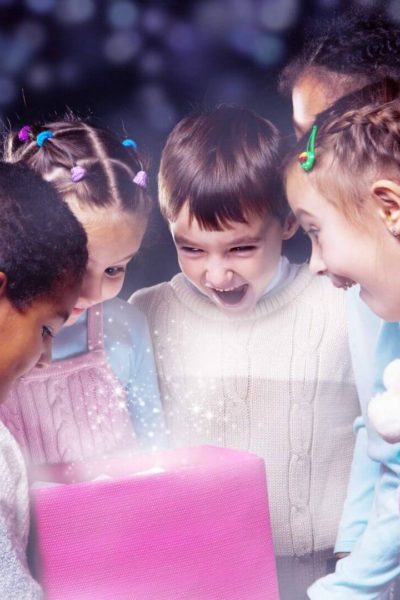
213, 283, 248, 305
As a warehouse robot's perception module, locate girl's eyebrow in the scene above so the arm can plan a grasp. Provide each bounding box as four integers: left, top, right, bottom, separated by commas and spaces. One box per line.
294, 208, 313, 219
56, 310, 70, 323
114, 252, 136, 262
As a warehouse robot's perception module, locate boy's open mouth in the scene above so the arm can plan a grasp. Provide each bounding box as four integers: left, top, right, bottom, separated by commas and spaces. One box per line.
210, 283, 249, 306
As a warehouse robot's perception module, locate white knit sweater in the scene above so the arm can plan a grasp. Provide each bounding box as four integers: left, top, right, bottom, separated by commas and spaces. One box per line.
0, 422, 42, 598
130, 265, 359, 560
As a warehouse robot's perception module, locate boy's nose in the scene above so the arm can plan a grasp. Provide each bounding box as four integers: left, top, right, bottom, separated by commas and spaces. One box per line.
205, 260, 233, 288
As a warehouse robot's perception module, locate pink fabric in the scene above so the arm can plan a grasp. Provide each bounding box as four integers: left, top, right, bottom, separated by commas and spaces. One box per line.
32, 446, 279, 600
0, 305, 136, 466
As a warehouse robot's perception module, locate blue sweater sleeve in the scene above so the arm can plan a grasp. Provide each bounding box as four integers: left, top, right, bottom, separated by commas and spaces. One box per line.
102, 298, 167, 450
309, 321, 400, 598
334, 417, 380, 554
52, 299, 166, 450
332, 289, 382, 553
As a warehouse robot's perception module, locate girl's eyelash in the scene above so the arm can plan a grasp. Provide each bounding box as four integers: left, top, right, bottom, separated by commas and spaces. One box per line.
105, 266, 126, 276
303, 227, 319, 237
307, 231, 320, 243
42, 325, 54, 338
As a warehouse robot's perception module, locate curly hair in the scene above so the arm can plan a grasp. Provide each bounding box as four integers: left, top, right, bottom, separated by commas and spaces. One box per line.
159, 105, 287, 230
4, 117, 151, 218
0, 162, 88, 309
279, 8, 400, 97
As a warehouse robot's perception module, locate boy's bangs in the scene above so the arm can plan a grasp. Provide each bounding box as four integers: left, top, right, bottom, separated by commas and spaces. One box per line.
182, 163, 278, 231
186, 192, 266, 231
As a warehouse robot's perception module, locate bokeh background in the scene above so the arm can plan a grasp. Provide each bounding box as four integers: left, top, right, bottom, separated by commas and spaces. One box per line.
0, 0, 395, 296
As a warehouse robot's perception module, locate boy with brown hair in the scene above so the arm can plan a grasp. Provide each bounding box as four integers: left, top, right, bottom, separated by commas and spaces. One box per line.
130, 106, 358, 599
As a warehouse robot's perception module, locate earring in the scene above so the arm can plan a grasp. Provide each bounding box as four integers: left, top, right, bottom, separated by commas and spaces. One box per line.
386, 214, 400, 237
390, 226, 400, 237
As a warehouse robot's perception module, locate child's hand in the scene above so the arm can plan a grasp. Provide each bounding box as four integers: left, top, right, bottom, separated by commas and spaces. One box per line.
368, 359, 400, 443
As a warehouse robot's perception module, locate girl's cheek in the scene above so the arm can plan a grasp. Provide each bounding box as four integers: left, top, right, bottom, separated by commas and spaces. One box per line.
107, 276, 126, 299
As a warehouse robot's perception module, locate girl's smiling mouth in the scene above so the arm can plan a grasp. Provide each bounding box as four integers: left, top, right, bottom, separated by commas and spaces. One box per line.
329, 275, 356, 290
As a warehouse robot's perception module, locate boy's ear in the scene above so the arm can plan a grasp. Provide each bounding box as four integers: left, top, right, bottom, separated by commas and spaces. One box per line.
371, 179, 400, 236
282, 211, 299, 240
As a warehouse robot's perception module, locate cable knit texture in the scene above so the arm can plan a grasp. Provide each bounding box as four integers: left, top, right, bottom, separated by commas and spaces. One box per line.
0, 422, 42, 598
130, 266, 359, 562
0, 305, 136, 467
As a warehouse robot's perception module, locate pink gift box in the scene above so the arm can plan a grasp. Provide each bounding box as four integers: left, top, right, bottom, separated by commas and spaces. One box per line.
31, 445, 279, 600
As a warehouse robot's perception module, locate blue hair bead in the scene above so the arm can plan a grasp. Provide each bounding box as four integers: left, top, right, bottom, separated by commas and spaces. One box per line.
122, 138, 137, 149
36, 130, 54, 147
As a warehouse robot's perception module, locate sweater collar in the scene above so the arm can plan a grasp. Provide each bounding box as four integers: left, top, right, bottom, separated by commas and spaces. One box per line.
172, 263, 314, 322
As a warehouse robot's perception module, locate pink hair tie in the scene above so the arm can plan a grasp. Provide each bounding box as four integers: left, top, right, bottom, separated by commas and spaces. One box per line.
18, 125, 32, 142
133, 170, 147, 189
70, 166, 87, 182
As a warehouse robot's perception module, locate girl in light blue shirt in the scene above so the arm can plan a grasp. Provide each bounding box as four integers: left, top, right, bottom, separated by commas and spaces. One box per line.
0, 119, 165, 467
284, 80, 400, 599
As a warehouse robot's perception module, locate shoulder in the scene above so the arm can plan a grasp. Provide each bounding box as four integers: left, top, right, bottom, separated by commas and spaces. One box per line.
297, 266, 346, 307
102, 297, 151, 343
129, 278, 179, 311
254, 264, 344, 319
130, 274, 215, 322
269, 265, 348, 333
0, 424, 26, 502
103, 296, 146, 324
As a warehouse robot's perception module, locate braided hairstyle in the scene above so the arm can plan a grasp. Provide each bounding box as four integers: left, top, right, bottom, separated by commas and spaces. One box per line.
284, 78, 400, 221
279, 8, 400, 98
4, 117, 151, 218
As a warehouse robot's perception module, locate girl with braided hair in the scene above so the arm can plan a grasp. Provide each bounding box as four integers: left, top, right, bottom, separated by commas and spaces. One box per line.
0, 119, 165, 474
280, 9, 400, 597
285, 82, 400, 599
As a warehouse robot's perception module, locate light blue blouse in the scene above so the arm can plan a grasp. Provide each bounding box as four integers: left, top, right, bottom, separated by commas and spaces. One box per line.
310, 289, 400, 599
52, 297, 166, 450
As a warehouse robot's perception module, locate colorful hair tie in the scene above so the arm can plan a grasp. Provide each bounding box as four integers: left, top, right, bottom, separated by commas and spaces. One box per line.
36, 130, 54, 147
70, 166, 87, 183
298, 125, 318, 172
122, 138, 138, 149
18, 125, 32, 143
133, 170, 147, 189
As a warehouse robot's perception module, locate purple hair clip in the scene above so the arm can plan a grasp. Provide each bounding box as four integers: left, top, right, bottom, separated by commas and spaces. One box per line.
18, 125, 32, 142
70, 166, 87, 183
133, 170, 147, 189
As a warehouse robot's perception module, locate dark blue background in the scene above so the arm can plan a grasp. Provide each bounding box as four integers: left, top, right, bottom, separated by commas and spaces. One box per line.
0, 0, 394, 295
